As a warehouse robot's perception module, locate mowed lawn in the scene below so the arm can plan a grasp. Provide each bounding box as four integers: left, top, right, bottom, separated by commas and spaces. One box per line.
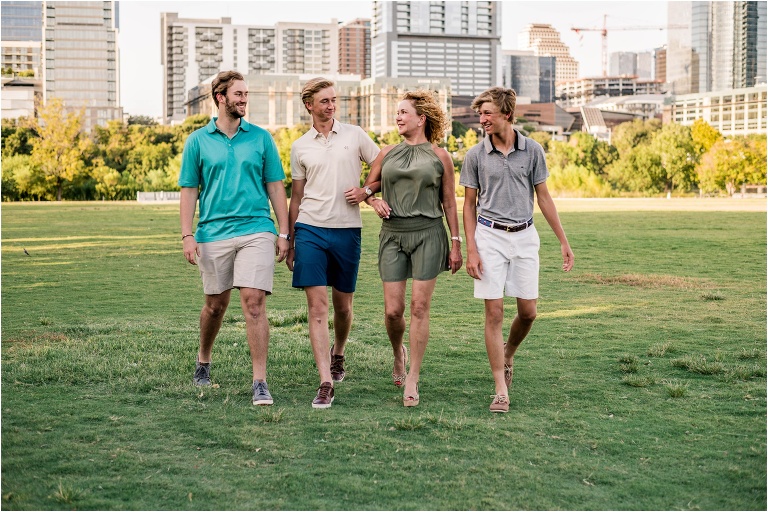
1, 199, 765, 510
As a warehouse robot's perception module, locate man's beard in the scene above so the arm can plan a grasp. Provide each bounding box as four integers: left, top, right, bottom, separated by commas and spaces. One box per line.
225, 98, 245, 119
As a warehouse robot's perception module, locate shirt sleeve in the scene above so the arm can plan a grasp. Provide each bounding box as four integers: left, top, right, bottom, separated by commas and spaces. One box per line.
290, 137, 306, 181
178, 133, 201, 188
263, 133, 286, 183
358, 126, 381, 164
459, 147, 479, 189
531, 141, 549, 186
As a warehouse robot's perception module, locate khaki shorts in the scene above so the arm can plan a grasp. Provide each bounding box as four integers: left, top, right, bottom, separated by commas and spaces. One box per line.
197, 232, 277, 295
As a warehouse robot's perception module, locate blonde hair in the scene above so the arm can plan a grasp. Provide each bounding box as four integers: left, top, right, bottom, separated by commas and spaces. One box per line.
211, 71, 245, 108
301, 77, 335, 112
402, 90, 448, 144
471, 87, 517, 124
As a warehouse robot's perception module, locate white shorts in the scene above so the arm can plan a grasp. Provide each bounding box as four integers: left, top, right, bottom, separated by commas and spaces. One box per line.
197, 232, 277, 295
473, 223, 540, 300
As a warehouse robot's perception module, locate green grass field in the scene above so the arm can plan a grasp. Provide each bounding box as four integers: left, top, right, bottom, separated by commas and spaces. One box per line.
2, 200, 766, 510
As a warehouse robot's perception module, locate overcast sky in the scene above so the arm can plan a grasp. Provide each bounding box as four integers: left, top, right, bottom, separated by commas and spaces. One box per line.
118, 0, 669, 117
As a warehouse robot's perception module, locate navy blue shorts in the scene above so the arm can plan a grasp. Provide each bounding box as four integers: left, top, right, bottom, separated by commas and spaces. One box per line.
292, 223, 362, 293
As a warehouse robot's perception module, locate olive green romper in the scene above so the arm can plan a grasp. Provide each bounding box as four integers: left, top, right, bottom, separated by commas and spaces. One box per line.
378, 142, 450, 282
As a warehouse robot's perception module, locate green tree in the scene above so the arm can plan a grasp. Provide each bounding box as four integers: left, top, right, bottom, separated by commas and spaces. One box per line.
528, 131, 552, 152
568, 132, 618, 175
650, 122, 697, 193
1, 154, 41, 200
446, 134, 458, 153
272, 124, 309, 192
461, 128, 478, 148
610, 118, 662, 157
451, 120, 469, 138
29, 98, 87, 201
1, 117, 37, 157
690, 118, 722, 157
381, 129, 404, 146
127, 115, 158, 126
697, 135, 767, 195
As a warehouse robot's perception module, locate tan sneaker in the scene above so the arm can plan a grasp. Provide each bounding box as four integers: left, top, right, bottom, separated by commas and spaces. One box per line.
490, 394, 510, 413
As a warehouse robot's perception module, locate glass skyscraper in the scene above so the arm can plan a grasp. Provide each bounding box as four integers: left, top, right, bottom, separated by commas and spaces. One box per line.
502, 50, 555, 103
668, 1, 766, 94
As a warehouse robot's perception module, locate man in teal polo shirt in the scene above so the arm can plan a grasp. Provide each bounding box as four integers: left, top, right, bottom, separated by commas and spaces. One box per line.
179, 70, 290, 406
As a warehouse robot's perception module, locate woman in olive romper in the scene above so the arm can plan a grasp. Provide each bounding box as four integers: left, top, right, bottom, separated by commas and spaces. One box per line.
362, 90, 463, 407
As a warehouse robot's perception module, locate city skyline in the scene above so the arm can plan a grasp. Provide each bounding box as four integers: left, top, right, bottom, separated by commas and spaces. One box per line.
119, 0, 668, 118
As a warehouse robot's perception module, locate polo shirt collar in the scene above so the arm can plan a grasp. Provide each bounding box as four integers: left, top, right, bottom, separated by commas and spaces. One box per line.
308, 118, 341, 139
483, 129, 527, 154
207, 117, 250, 134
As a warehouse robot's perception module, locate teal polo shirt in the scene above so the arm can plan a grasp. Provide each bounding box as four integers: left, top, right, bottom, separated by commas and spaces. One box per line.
179, 117, 286, 243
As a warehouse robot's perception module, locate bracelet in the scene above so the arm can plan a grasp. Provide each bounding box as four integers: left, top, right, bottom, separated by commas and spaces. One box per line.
181, 234, 194, 241
450, 236, 462, 243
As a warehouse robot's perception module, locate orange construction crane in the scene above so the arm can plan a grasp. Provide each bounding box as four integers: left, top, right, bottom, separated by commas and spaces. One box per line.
572, 15, 687, 76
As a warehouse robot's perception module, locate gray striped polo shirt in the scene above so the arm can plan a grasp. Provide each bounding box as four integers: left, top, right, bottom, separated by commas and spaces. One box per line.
459, 129, 549, 225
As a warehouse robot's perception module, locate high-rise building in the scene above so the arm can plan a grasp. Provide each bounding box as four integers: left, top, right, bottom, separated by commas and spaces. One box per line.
654, 46, 667, 83
371, 1, 501, 97
501, 50, 555, 103
609, 51, 637, 77
517, 23, 579, 82
1, 1, 42, 76
339, 18, 370, 78
667, 1, 766, 94
636, 51, 653, 80
160, 14, 338, 124
42, 1, 122, 131
161, 13, 275, 124
275, 21, 339, 76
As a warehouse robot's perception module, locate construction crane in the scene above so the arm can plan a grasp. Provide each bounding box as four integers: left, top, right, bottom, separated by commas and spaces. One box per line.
571, 15, 687, 77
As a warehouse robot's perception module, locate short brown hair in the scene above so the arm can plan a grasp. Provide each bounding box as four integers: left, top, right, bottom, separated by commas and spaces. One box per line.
301, 77, 335, 112
471, 87, 517, 123
211, 70, 245, 108
401, 90, 448, 144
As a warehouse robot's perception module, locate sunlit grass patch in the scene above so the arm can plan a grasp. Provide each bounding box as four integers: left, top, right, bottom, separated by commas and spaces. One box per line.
672, 355, 726, 375
268, 307, 308, 327
577, 272, 710, 289
648, 342, 672, 357
622, 375, 655, 387
701, 292, 726, 301
393, 417, 426, 431
48, 481, 86, 506
663, 379, 689, 398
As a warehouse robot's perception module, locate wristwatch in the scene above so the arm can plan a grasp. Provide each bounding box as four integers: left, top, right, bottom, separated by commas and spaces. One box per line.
278, 233, 291, 241
364, 186, 373, 197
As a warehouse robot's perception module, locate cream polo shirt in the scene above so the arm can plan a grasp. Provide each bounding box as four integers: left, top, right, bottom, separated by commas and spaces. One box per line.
291, 119, 380, 228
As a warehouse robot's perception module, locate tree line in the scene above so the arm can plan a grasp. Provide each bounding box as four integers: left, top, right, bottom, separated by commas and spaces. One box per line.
2, 98, 765, 201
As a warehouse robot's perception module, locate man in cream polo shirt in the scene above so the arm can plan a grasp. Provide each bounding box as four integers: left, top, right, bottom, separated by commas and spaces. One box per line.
287, 77, 381, 409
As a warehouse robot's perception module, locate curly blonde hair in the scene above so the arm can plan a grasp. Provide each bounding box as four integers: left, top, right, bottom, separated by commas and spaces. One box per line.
401, 90, 448, 144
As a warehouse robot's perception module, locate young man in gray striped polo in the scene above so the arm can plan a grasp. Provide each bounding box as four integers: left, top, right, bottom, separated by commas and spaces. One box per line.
460, 87, 574, 413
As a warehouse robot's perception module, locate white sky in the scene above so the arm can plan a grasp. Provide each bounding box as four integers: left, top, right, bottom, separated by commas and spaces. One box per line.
118, 0, 669, 117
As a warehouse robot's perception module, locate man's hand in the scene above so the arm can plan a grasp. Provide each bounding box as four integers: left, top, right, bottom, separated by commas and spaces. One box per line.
465, 250, 483, 280
275, 237, 290, 263
344, 187, 369, 205
562, 244, 574, 272
286, 248, 295, 272
183, 237, 199, 265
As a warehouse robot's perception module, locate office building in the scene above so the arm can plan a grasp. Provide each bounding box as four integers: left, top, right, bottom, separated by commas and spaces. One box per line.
667, 1, 766, 94
517, 23, 579, 82
654, 46, 667, 83
556, 76, 665, 108
501, 50, 555, 103
275, 21, 339, 76
42, 1, 122, 131
1, 1, 42, 77
636, 51, 653, 80
1, 1, 43, 119
371, 1, 501, 97
160, 13, 338, 124
609, 51, 637, 77
339, 18, 370, 79
664, 85, 766, 136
